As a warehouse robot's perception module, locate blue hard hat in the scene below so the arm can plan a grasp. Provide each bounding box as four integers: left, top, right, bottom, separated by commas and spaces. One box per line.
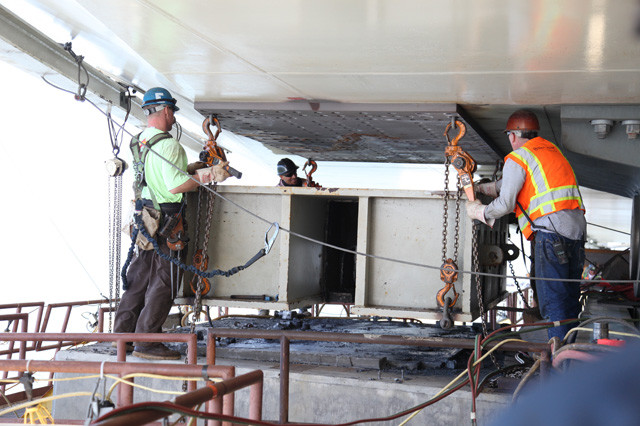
142, 87, 179, 112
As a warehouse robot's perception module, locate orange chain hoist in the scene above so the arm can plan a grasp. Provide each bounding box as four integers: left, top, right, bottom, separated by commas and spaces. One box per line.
444, 120, 477, 201
199, 115, 243, 179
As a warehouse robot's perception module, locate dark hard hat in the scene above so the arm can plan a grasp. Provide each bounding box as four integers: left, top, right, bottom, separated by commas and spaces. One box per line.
277, 158, 298, 175
505, 109, 540, 133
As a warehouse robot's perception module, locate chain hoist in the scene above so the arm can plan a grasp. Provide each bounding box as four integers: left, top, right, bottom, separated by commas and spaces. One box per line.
105, 100, 129, 332
437, 119, 469, 329
444, 120, 477, 201
199, 115, 243, 179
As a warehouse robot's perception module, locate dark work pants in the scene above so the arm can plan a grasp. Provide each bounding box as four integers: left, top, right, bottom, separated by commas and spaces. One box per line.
114, 236, 182, 341
534, 231, 585, 340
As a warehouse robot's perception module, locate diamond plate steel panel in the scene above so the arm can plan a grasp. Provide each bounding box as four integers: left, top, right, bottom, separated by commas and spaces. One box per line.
196, 103, 500, 164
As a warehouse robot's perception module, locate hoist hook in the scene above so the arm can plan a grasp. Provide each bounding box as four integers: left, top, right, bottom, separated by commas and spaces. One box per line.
190, 249, 211, 296
443, 119, 477, 201
436, 259, 460, 309
199, 115, 229, 165
444, 119, 466, 147
302, 159, 322, 188
203, 115, 222, 142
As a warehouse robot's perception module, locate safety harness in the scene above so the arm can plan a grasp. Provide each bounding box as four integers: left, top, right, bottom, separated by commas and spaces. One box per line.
130, 131, 172, 211
121, 129, 280, 291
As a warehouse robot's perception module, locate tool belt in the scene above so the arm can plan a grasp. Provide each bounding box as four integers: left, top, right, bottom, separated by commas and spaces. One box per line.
134, 206, 161, 251
159, 211, 188, 251
135, 200, 188, 251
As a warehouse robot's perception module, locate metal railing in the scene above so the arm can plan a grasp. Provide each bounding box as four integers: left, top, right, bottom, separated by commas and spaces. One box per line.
205, 327, 553, 424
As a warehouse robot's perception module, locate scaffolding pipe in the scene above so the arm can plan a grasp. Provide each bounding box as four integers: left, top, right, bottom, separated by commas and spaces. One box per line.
206, 327, 552, 424
206, 328, 550, 353
0, 360, 243, 412
0, 333, 199, 395
93, 371, 263, 426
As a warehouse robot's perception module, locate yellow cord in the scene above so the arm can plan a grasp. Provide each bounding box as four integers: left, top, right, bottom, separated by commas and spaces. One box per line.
104, 373, 220, 400
0, 392, 94, 417
2, 371, 223, 412
398, 338, 527, 426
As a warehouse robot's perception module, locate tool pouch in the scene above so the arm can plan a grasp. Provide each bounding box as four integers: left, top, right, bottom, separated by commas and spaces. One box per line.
135, 206, 161, 251
161, 212, 189, 251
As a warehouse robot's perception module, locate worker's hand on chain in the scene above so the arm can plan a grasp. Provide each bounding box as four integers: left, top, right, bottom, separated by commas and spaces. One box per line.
465, 199, 495, 227
475, 181, 498, 198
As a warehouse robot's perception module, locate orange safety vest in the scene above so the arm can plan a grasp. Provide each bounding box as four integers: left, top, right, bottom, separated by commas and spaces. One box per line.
506, 137, 585, 240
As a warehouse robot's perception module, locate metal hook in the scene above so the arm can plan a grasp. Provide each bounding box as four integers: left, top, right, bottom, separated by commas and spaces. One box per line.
264, 222, 280, 255
203, 115, 222, 142
302, 159, 317, 179
444, 119, 466, 146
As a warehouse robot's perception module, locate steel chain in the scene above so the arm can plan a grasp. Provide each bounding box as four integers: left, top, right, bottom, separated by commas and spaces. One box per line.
107, 178, 113, 333
107, 174, 123, 333
441, 157, 451, 263
183, 183, 217, 392
452, 177, 462, 262
507, 238, 531, 309
473, 223, 499, 368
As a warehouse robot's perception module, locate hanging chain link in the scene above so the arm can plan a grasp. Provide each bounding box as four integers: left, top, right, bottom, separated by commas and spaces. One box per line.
441, 157, 451, 263
473, 223, 499, 368
452, 177, 462, 262
507, 239, 531, 309
183, 183, 217, 392
191, 183, 216, 335
107, 174, 123, 333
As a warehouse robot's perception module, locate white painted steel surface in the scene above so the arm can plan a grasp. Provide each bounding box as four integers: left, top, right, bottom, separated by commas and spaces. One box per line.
178, 186, 507, 322
2, 0, 639, 105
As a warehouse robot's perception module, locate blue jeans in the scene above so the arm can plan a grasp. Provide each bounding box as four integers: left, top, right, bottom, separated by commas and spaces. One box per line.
534, 231, 585, 340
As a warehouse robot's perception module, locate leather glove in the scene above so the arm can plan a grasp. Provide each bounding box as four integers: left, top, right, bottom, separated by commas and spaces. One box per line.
476, 181, 498, 198
187, 161, 208, 175
466, 199, 495, 227
196, 163, 232, 184
211, 161, 232, 183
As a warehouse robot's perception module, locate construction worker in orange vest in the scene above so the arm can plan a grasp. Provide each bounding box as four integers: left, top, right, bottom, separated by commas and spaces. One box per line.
466, 109, 586, 340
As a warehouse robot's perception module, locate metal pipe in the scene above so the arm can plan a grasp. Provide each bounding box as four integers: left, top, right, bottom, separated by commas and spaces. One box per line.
0, 359, 239, 411
205, 333, 221, 426
207, 328, 550, 353
280, 336, 290, 424
249, 375, 263, 421
0, 314, 28, 357
0, 332, 199, 401
0, 359, 234, 379
94, 371, 263, 426
539, 349, 550, 379
206, 327, 552, 423
57, 306, 73, 352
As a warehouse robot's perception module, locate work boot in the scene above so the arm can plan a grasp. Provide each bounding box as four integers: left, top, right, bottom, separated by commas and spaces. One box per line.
110, 341, 134, 352
132, 343, 181, 360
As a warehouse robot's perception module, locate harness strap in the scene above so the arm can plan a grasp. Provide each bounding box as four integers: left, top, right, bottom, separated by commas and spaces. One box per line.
130, 131, 172, 211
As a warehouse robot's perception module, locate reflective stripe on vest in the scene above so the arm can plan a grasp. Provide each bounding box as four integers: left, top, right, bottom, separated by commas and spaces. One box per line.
506, 137, 584, 239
